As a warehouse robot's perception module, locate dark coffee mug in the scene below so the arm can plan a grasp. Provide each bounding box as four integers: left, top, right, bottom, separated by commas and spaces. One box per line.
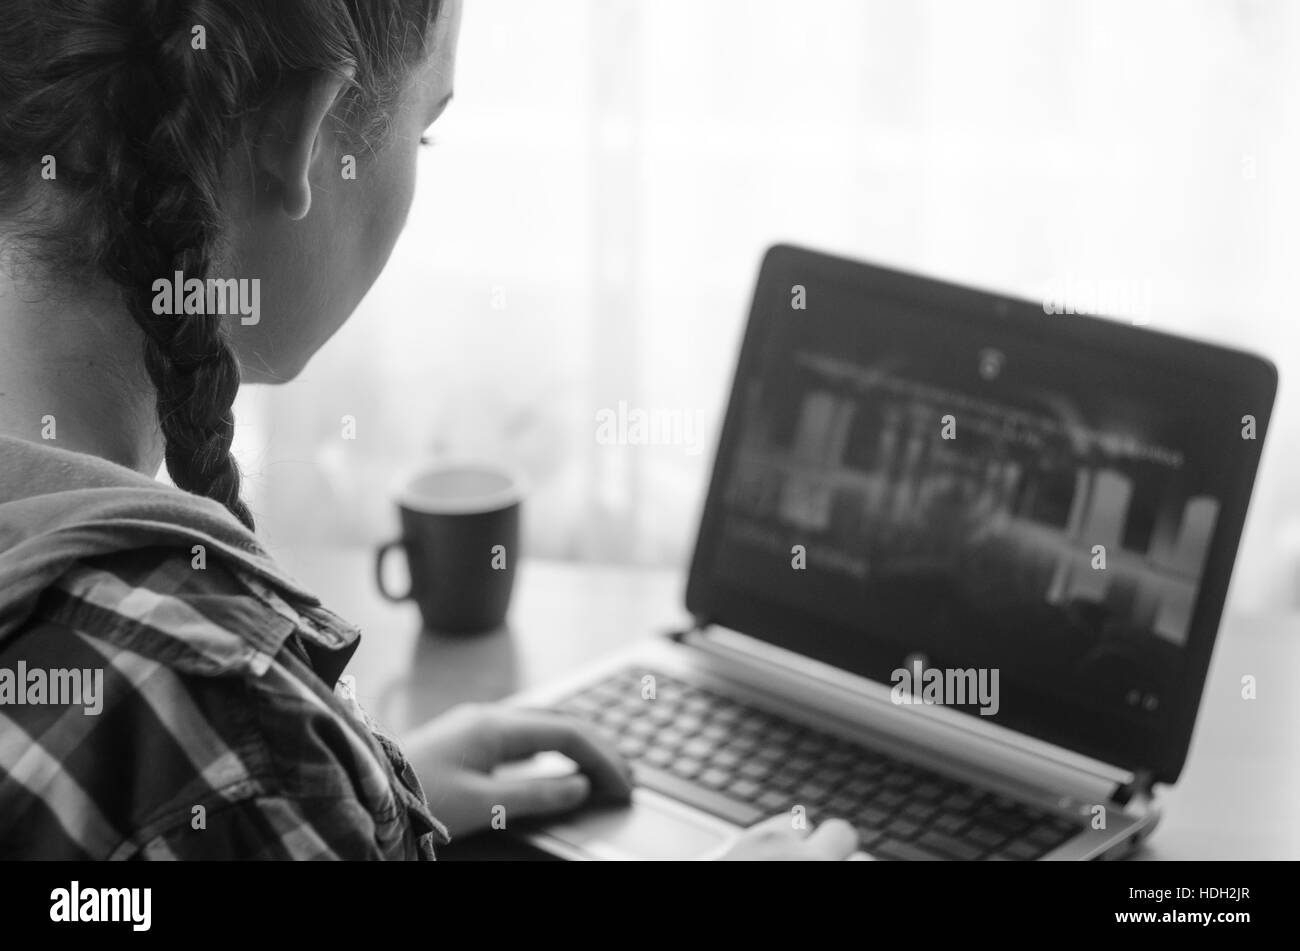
375, 463, 524, 633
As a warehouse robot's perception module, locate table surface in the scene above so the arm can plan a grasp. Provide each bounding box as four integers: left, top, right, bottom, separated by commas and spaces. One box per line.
275, 545, 1300, 861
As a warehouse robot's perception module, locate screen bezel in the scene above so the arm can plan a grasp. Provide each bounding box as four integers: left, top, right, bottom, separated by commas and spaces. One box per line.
685, 244, 1277, 784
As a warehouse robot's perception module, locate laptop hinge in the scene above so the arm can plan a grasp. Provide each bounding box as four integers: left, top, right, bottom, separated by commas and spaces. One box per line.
667, 616, 712, 643
1113, 769, 1156, 807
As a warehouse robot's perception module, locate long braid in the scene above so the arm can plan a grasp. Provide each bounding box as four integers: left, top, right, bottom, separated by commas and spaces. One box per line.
99, 1, 255, 528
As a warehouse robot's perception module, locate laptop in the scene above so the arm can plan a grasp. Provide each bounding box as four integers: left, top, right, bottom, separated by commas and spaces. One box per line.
505, 245, 1277, 861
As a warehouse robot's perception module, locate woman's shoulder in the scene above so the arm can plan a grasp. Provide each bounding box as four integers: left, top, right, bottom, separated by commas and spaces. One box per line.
34, 544, 357, 678
0, 544, 442, 859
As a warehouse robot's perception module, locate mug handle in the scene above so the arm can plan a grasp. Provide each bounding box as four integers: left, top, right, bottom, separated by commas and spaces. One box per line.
375, 539, 413, 602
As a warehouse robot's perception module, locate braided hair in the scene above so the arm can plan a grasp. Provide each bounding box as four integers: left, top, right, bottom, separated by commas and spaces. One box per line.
0, 0, 441, 530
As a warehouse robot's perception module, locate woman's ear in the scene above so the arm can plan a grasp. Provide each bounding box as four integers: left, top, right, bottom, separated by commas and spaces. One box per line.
253, 70, 354, 221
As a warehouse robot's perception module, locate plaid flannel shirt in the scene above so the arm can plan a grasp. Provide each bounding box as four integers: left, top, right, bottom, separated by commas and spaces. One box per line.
0, 545, 448, 860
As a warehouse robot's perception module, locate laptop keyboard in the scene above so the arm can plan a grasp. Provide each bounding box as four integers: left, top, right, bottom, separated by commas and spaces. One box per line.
553, 668, 1081, 860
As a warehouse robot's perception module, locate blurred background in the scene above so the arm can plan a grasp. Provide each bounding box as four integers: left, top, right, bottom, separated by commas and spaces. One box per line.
232, 0, 1300, 612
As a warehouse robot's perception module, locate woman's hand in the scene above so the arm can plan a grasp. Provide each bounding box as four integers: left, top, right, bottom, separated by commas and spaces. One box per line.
401, 703, 634, 838
402, 702, 861, 858
717, 814, 861, 860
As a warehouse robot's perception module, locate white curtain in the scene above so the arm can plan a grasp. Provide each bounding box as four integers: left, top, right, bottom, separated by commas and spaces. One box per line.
234, 0, 1300, 611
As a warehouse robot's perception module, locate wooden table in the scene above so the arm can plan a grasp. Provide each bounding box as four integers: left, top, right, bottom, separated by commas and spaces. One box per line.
275, 545, 1300, 860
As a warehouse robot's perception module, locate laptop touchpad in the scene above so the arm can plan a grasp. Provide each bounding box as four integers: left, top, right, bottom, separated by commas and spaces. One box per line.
548, 796, 733, 860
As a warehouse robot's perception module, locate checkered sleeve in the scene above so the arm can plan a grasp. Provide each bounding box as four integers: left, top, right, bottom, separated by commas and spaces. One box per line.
0, 548, 444, 860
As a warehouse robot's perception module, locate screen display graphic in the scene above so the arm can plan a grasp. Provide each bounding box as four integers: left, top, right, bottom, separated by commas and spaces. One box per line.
710, 290, 1229, 725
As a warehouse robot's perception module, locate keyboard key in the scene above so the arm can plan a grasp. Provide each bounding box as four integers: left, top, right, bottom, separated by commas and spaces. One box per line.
828, 793, 859, 814
818, 765, 850, 790
738, 760, 770, 780
769, 725, 797, 744
625, 718, 655, 738
800, 781, 833, 804
700, 723, 729, 742
934, 813, 969, 835
852, 761, 886, 778
885, 818, 920, 839
975, 803, 1029, 833
729, 779, 762, 801
917, 831, 984, 861
681, 691, 712, 711
1001, 839, 1044, 860
800, 733, 829, 755
901, 801, 938, 822
1050, 817, 1078, 836
674, 714, 705, 736
669, 757, 703, 780
787, 754, 817, 775
642, 747, 674, 768
616, 737, 646, 759
633, 764, 764, 827
711, 706, 742, 726
871, 836, 947, 861
727, 734, 759, 754
646, 704, 676, 724
653, 681, 684, 701
734, 712, 773, 734
841, 778, 876, 798
856, 827, 884, 850
681, 738, 713, 760
713, 749, 741, 770
854, 805, 890, 828
876, 789, 905, 808
769, 770, 802, 792
1028, 823, 1069, 847
965, 824, 1008, 849
756, 790, 789, 812
698, 767, 731, 790
601, 706, 632, 727
826, 747, 857, 768
656, 729, 687, 750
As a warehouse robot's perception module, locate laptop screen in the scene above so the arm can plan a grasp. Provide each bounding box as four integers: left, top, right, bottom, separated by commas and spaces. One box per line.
687, 246, 1275, 782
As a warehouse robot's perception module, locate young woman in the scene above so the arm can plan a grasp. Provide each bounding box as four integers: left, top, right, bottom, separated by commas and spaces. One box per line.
0, 0, 857, 860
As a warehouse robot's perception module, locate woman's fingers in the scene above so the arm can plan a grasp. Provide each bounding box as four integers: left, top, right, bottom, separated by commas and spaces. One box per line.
473, 772, 593, 822
490, 707, 634, 799
717, 814, 859, 860
804, 817, 859, 860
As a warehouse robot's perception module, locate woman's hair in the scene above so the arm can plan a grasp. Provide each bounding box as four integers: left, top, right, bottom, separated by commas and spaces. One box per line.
0, 0, 442, 530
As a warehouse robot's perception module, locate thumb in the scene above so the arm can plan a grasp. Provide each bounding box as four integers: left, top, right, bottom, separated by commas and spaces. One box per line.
490, 773, 592, 821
